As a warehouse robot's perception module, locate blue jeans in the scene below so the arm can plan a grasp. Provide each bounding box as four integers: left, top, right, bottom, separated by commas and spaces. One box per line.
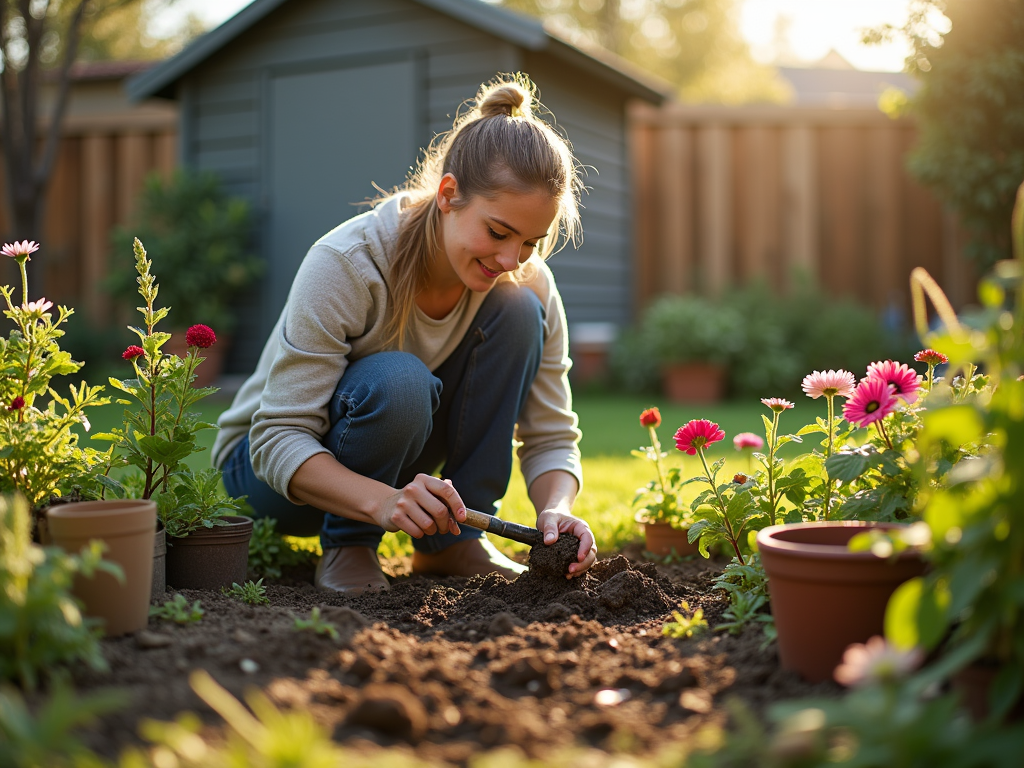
221, 282, 544, 554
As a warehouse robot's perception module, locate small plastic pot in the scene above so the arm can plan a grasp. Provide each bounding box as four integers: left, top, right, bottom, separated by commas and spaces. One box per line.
757, 521, 926, 683
165, 515, 253, 591
46, 499, 157, 637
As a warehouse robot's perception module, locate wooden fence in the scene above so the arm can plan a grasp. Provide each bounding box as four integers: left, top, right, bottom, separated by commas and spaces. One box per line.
0, 109, 177, 323
628, 102, 972, 314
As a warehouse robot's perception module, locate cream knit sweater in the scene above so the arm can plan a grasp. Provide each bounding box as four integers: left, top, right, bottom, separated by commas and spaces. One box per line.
212, 195, 582, 504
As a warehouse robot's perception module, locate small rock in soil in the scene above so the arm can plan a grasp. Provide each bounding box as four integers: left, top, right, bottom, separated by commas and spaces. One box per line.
134, 630, 173, 650
528, 533, 579, 576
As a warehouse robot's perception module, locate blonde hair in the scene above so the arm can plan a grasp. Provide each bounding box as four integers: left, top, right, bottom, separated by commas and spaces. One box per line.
381, 74, 584, 349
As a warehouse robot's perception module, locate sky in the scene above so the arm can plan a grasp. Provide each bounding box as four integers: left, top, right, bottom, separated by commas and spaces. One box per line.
152, 0, 916, 73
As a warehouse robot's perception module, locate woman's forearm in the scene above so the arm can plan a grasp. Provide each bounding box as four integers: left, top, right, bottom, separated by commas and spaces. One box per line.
287, 453, 393, 526
528, 469, 579, 518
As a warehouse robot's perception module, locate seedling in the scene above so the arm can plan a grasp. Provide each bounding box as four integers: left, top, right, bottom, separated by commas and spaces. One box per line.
661, 602, 708, 639
222, 579, 270, 606
150, 594, 204, 624
292, 607, 339, 641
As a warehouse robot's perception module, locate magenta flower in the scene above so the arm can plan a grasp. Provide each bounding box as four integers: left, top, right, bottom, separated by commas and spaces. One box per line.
639, 407, 661, 429
8, 396, 25, 411
733, 432, 763, 450
801, 369, 856, 400
674, 419, 725, 456
842, 377, 898, 428
914, 349, 948, 366
866, 360, 922, 404
834, 636, 923, 688
122, 345, 145, 361
185, 324, 217, 349
2, 241, 39, 260
761, 398, 794, 413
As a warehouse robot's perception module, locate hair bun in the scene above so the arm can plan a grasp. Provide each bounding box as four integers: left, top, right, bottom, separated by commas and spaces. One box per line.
478, 83, 532, 120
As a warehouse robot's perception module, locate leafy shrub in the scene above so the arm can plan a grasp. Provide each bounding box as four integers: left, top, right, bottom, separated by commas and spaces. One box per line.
0, 495, 112, 689
108, 170, 263, 333
149, 594, 204, 624
248, 517, 315, 579
222, 579, 269, 606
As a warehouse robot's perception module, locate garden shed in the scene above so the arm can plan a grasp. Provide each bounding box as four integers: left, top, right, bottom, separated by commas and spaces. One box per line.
127, 0, 668, 372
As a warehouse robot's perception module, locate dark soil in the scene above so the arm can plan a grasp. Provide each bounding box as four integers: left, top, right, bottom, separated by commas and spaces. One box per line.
528, 533, 580, 576
72, 544, 840, 764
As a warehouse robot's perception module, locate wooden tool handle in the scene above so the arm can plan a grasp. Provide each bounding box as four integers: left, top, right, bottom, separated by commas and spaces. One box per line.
461, 508, 545, 547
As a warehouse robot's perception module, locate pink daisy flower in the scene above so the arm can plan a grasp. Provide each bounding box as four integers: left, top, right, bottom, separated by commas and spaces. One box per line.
914, 349, 948, 366
761, 398, 794, 413
842, 377, 898, 428
21, 298, 53, 315
801, 369, 856, 400
674, 419, 725, 456
834, 636, 923, 688
2, 241, 39, 260
733, 432, 763, 450
866, 360, 922, 404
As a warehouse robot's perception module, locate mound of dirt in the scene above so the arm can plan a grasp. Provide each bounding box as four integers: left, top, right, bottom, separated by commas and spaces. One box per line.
528, 533, 580, 576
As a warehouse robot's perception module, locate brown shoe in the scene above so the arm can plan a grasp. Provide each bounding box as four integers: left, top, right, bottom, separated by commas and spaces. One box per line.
315, 546, 390, 595
411, 537, 527, 580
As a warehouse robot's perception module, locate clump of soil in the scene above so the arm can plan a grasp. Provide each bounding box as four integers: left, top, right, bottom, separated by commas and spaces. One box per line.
527, 533, 580, 576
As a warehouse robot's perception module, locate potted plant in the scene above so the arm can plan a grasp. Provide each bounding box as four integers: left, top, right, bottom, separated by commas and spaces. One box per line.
638, 294, 745, 403
107, 170, 263, 386
89, 238, 251, 592
632, 407, 699, 557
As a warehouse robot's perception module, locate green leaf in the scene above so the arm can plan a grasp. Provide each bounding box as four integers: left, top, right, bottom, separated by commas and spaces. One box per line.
796, 423, 826, 436
95, 475, 127, 499
137, 435, 194, 466
826, 451, 871, 482
885, 577, 950, 651
989, 662, 1024, 721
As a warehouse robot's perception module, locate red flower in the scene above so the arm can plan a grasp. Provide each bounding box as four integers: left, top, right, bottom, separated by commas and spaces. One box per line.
914, 349, 948, 366
185, 324, 217, 349
866, 360, 922, 404
674, 419, 725, 456
122, 345, 145, 360
8, 396, 24, 411
639, 407, 661, 429
843, 377, 899, 428
733, 473, 749, 484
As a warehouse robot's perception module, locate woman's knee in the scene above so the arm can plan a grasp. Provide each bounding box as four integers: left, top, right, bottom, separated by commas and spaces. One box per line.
330, 351, 439, 439
482, 284, 544, 350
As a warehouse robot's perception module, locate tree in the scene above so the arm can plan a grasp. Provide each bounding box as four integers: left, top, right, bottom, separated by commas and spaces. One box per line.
870, 0, 1024, 269
494, 0, 787, 103
0, 0, 182, 288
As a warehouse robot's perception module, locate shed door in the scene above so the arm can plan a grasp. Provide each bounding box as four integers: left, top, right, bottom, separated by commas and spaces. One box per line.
268, 60, 417, 318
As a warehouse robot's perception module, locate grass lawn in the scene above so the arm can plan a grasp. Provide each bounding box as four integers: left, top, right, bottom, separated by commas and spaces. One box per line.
75, 391, 775, 560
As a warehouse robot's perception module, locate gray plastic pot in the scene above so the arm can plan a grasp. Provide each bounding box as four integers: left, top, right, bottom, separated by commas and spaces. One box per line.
164, 515, 253, 591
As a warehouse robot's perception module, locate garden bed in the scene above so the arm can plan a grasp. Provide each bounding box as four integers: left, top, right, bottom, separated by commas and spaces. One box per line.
73, 546, 839, 764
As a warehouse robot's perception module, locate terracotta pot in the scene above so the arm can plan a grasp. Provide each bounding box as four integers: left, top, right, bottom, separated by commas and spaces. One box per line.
165, 515, 253, 590
163, 330, 230, 388
757, 521, 927, 683
46, 499, 157, 637
640, 519, 700, 557
662, 362, 726, 404
152, 520, 166, 601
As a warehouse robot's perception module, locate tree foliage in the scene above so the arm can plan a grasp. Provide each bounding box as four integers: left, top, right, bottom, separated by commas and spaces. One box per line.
871, 0, 1024, 270
494, 0, 788, 103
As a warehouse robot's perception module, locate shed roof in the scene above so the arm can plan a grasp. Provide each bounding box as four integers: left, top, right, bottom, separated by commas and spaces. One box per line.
127, 0, 670, 104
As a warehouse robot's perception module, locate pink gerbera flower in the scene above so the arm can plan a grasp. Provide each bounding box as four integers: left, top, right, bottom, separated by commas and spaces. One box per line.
733, 432, 763, 450
761, 398, 794, 413
2, 241, 40, 260
914, 349, 948, 366
185, 324, 217, 349
834, 636, 923, 688
801, 369, 856, 400
674, 419, 725, 456
866, 360, 922, 404
842, 377, 898, 428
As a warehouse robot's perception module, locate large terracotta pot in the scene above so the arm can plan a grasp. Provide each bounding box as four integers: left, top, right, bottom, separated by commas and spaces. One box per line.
640, 518, 701, 557
46, 499, 157, 637
757, 521, 926, 683
165, 515, 253, 590
662, 362, 726, 404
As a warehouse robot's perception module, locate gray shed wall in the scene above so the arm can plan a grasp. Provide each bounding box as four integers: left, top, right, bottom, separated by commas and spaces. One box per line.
177, 0, 633, 372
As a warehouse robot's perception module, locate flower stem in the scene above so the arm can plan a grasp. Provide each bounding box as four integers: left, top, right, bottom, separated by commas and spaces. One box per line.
874, 418, 894, 451
822, 395, 836, 521
698, 447, 743, 561
766, 411, 780, 526
649, 425, 667, 496
18, 258, 28, 308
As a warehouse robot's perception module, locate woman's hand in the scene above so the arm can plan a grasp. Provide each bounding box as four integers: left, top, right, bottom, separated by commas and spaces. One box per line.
536, 509, 597, 579
376, 474, 467, 538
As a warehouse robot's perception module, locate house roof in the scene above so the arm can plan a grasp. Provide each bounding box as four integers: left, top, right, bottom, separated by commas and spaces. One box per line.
777, 50, 918, 108
127, 0, 670, 104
